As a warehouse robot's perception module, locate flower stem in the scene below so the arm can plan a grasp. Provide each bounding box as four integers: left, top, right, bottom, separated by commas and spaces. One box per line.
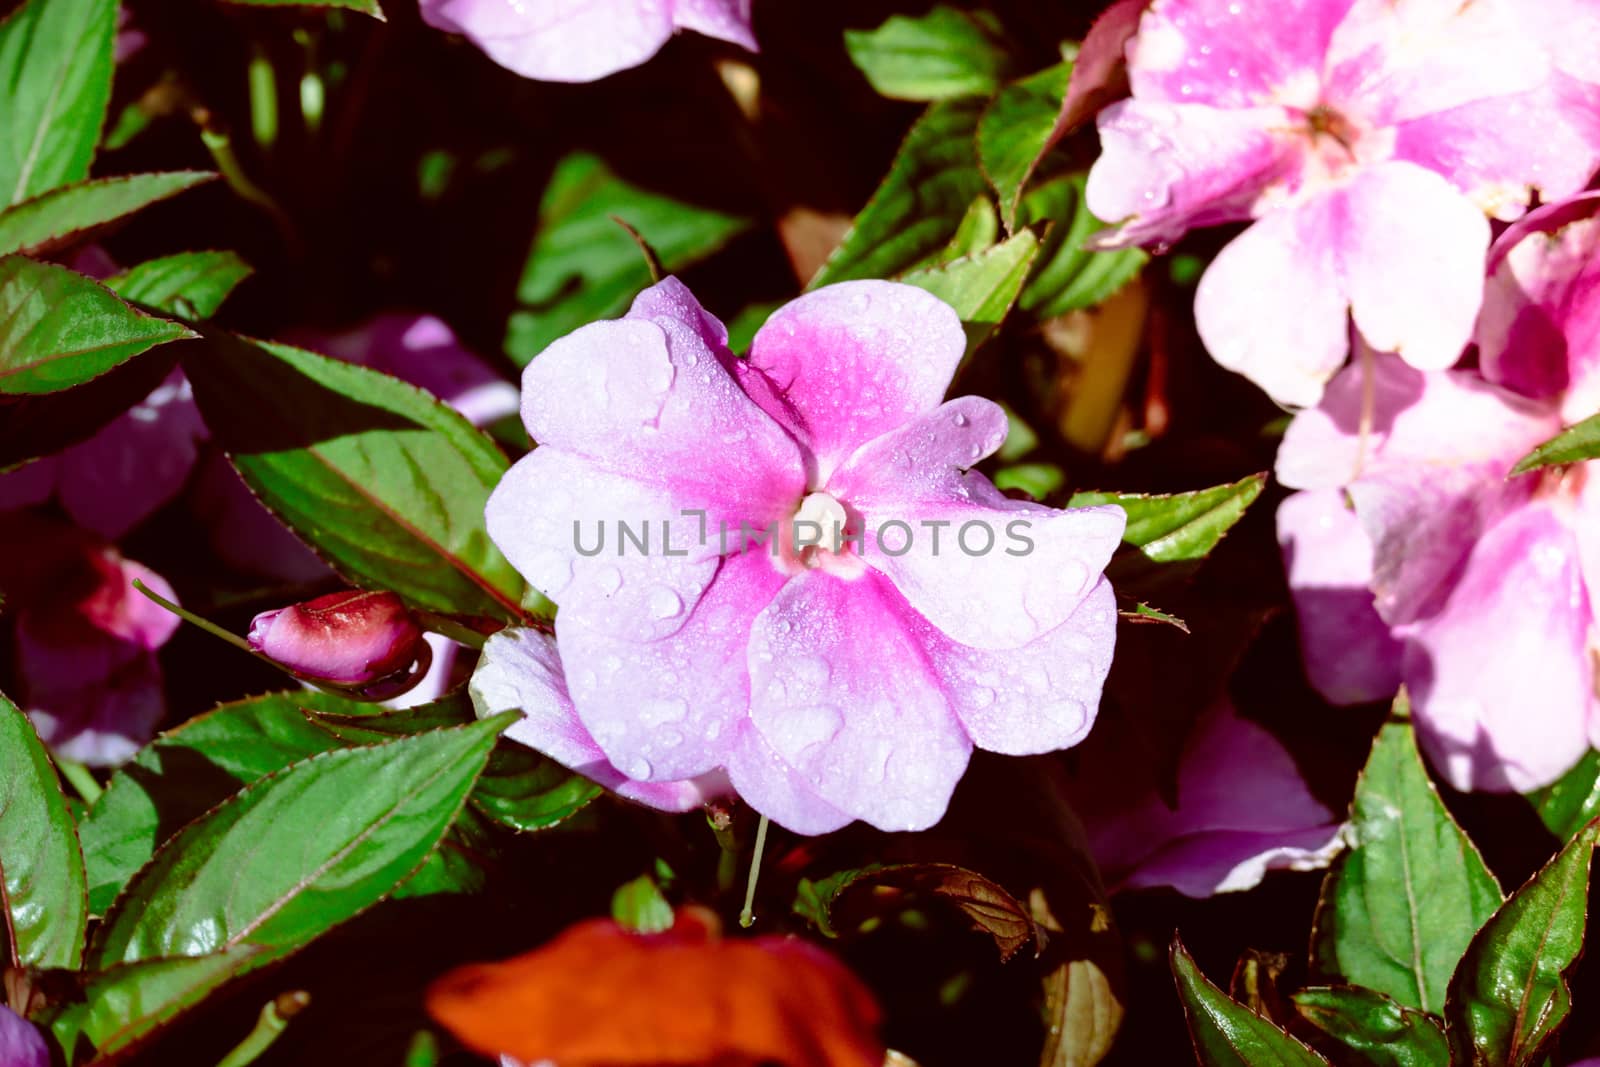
56, 760, 102, 806
412, 611, 487, 651
738, 814, 771, 929
131, 579, 256, 655
215, 992, 309, 1067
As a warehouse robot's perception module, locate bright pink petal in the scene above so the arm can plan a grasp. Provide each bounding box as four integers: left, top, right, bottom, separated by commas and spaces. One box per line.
672, 0, 756, 51
1087, 100, 1301, 248
470, 626, 721, 813
1401, 502, 1593, 792
1193, 190, 1352, 406
1278, 354, 1556, 625
558, 551, 782, 782
420, 0, 675, 82
56, 371, 207, 540
84, 553, 180, 650
1479, 192, 1600, 420
725, 723, 853, 835
520, 278, 803, 529
1074, 700, 1343, 897
1325, 0, 1548, 126
827, 397, 1125, 650
1276, 489, 1402, 705
915, 577, 1117, 755
1392, 88, 1600, 221
746, 571, 972, 832
486, 449, 721, 643
743, 282, 967, 481
1128, 0, 1353, 109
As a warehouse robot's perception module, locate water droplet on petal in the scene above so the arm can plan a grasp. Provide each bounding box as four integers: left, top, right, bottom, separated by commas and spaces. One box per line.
594, 565, 622, 595
647, 587, 684, 620
952, 412, 969, 427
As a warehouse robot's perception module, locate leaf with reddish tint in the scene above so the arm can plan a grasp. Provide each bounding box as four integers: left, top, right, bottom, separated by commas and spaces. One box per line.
828, 862, 1041, 961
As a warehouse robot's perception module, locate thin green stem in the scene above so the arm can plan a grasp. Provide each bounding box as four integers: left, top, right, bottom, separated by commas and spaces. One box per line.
738, 814, 771, 929
248, 49, 279, 152
56, 760, 102, 806
131, 579, 255, 655
215, 992, 309, 1067
412, 611, 487, 651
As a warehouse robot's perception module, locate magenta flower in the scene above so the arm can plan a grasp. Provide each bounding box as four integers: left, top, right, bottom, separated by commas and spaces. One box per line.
1086, 0, 1600, 406
420, 0, 756, 83
478, 278, 1125, 833
249, 590, 429, 694
1278, 193, 1600, 791
6, 526, 180, 766
1068, 700, 1344, 897
0, 1005, 49, 1067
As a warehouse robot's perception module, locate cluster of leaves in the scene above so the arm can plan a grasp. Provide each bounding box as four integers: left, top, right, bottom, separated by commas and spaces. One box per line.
1172, 701, 1600, 1067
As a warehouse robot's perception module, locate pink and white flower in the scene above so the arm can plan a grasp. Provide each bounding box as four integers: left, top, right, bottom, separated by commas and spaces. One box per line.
1086, 0, 1600, 406
420, 0, 757, 83
476, 278, 1125, 833
1278, 192, 1600, 792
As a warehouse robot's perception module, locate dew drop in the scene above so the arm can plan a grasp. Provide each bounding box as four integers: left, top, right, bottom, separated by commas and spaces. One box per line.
647, 587, 684, 620
952, 412, 969, 427
594, 565, 622, 595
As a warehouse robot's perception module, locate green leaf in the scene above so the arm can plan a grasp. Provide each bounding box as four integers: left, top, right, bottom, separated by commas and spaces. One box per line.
977, 62, 1073, 231
1444, 816, 1600, 1066
182, 332, 528, 621
0, 0, 116, 208
1527, 749, 1600, 841
993, 461, 1064, 500
1311, 713, 1502, 1013
1018, 173, 1146, 317
505, 153, 748, 365
92, 714, 514, 970
843, 6, 1013, 101
805, 863, 1039, 962
1510, 411, 1600, 475
1293, 986, 1449, 1067
1120, 601, 1189, 632
0, 691, 88, 969
305, 702, 600, 832
79, 691, 362, 915
221, 0, 384, 17
611, 874, 674, 934
810, 100, 989, 287
898, 229, 1040, 357
1171, 939, 1330, 1066
64, 947, 267, 1058
1069, 473, 1266, 565
0, 255, 193, 395
0, 172, 215, 257
105, 250, 253, 319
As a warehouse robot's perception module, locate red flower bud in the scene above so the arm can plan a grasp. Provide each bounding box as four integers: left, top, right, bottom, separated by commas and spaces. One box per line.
248, 591, 426, 689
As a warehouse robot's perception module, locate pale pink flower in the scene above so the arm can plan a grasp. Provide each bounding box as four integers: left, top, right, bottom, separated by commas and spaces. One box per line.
1069, 699, 1344, 897
1087, 0, 1600, 406
1278, 193, 1600, 791
420, 0, 756, 83
477, 278, 1125, 833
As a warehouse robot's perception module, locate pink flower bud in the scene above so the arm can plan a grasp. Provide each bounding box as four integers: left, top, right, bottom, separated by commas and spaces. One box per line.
248, 591, 425, 688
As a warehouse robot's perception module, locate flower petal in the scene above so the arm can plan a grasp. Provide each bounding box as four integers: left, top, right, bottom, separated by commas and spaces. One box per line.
913, 577, 1117, 755
1193, 190, 1354, 407
829, 397, 1125, 650
1478, 191, 1600, 420
672, 0, 757, 51
1401, 502, 1593, 792
1128, 0, 1354, 109
1073, 700, 1344, 897
1087, 99, 1301, 248
520, 278, 803, 528
743, 281, 967, 482
746, 571, 971, 832
470, 627, 717, 813
0, 1006, 50, 1067
1276, 489, 1402, 705
419, 0, 675, 82
1278, 353, 1555, 624
725, 723, 854, 836
486, 448, 721, 642
559, 550, 783, 782
16, 618, 164, 767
